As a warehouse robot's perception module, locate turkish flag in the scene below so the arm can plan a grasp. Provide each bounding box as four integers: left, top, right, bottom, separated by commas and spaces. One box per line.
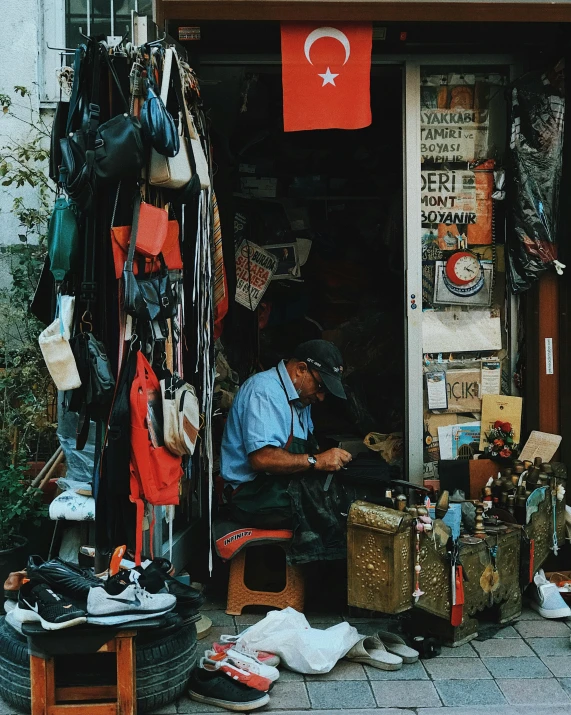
281, 22, 372, 132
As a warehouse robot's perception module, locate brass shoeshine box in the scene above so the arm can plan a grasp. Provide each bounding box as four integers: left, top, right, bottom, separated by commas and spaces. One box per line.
347, 501, 414, 614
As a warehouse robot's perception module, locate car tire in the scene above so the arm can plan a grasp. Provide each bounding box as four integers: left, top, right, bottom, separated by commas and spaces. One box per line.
0, 615, 197, 713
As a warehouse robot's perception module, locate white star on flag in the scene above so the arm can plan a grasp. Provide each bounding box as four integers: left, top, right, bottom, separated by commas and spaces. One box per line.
318, 67, 339, 86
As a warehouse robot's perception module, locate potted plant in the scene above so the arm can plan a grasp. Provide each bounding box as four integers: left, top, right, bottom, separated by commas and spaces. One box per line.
0, 465, 46, 585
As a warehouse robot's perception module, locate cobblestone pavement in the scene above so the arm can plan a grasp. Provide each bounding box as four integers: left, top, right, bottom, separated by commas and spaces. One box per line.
1, 601, 570, 714
176, 597, 571, 715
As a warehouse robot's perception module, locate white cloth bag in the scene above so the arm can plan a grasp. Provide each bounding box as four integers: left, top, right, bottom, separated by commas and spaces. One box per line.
38, 295, 81, 391
234, 607, 361, 674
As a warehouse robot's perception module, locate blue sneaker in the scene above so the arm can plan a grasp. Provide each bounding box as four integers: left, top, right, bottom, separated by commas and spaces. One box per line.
529, 569, 571, 619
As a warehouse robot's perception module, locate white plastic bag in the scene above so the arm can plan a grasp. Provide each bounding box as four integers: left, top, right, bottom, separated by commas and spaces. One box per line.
234, 607, 361, 674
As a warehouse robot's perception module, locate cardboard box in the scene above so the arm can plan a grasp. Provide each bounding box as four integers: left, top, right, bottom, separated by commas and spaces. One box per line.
445, 369, 481, 413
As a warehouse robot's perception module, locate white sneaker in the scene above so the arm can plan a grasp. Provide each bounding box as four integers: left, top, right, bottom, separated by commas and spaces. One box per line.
529, 569, 571, 619
206, 648, 279, 682
218, 633, 280, 668
87, 584, 176, 619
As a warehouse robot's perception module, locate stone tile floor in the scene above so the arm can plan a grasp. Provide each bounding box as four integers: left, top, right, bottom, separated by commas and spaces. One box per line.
172, 596, 571, 715
1, 598, 570, 714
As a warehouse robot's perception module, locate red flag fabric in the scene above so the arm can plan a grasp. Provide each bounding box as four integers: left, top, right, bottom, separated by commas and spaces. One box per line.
281, 22, 372, 132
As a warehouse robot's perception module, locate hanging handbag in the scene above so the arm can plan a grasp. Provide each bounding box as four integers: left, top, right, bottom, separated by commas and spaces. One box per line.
149, 49, 192, 190
178, 58, 211, 190
130, 350, 182, 564
47, 197, 80, 283
140, 76, 180, 158
161, 372, 200, 457
123, 197, 177, 326
38, 295, 82, 392
93, 52, 145, 181
58, 44, 97, 208
111, 218, 182, 279
68, 329, 116, 450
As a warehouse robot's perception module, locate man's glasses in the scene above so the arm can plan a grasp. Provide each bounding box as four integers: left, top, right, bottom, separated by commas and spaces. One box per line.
308, 367, 327, 393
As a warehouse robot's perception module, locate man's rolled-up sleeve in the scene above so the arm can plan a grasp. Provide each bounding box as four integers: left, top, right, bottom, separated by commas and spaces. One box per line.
242, 388, 287, 455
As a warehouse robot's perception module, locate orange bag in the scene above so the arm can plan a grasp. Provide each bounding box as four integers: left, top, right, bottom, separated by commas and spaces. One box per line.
129, 351, 182, 564
110, 219, 183, 279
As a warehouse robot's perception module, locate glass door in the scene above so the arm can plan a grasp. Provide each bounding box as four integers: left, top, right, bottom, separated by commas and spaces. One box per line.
404, 56, 515, 484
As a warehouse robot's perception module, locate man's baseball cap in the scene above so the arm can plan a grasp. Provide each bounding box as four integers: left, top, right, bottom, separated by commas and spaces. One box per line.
294, 340, 346, 399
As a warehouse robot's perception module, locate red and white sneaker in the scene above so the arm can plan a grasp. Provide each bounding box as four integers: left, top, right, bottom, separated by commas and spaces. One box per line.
200, 656, 272, 692
216, 635, 281, 667
208, 648, 280, 682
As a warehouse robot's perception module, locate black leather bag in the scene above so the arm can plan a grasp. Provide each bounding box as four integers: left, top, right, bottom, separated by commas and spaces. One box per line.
94, 112, 144, 181
123, 198, 177, 329
140, 79, 180, 158
58, 44, 97, 207
94, 53, 144, 181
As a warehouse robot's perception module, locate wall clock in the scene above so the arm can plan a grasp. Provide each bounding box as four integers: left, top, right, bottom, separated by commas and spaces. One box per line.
443, 251, 485, 296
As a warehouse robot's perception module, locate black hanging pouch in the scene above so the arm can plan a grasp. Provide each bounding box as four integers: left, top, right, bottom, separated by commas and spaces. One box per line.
68, 329, 116, 450
58, 43, 99, 209
139, 71, 180, 158
93, 52, 145, 181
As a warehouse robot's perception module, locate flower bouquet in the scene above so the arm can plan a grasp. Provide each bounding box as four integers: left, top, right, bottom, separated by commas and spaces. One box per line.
483, 420, 519, 463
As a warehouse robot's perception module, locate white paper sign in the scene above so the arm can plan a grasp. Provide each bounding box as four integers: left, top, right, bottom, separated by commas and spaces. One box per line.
481, 359, 501, 395
421, 109, 489, 163
426, 371, 448, 410
422, 309, 502, 353
519, 431, 562, 464
545, 338, 554, 375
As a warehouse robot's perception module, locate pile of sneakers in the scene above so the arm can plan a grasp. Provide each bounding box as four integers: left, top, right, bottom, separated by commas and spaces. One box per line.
4, 554, 204, 632
188, 634, 281, 711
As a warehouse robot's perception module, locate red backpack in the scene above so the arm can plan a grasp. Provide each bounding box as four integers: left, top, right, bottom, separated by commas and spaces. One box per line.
130, 351, 182, 564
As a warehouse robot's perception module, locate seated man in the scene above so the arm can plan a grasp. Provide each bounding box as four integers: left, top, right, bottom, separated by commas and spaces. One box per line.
220, 340, 352, 536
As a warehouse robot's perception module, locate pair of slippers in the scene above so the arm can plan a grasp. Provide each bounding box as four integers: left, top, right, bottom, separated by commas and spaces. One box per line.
345, 630, 419, 671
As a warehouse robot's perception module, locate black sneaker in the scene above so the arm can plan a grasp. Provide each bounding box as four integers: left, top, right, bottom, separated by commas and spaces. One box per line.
13, 582, 87, 630
26, 555, 104, 601
106, 562, 204, 611
188, 668, 270, 712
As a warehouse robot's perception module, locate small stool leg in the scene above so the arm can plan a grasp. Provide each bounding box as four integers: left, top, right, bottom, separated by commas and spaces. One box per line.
30, 654, 54, 715
226, 550, 247, 615
116, 634, 137, 715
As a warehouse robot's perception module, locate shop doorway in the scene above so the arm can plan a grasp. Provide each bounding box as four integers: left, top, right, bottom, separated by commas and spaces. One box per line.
198, 57, 406, 468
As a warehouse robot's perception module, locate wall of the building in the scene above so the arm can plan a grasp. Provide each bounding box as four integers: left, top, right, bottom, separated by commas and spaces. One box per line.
0, 0, 52, 289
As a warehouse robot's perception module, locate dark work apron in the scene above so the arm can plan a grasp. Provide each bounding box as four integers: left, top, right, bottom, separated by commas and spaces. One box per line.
230, 371, 351, 564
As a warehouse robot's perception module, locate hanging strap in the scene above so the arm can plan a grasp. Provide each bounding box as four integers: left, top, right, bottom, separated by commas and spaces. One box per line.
100, 50, 131, 115
125, 194, 142, 271
65, 44, 88, 136
276, 366, 295, 450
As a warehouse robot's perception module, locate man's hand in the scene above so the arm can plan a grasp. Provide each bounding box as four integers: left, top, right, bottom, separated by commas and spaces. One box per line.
315, 448, 352, 472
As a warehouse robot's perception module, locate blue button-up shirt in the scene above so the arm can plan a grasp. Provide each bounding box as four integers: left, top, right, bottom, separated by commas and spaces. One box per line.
220, 360, 314, 488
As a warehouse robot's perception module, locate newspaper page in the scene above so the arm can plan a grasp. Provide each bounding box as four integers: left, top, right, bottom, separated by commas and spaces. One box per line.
235, 241, 278, 311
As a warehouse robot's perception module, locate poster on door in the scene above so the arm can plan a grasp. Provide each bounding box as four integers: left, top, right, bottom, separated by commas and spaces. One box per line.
421, 167, 493, 247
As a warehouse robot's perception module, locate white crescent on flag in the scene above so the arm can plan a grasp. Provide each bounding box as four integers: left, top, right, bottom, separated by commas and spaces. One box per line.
304, 27, 351, 66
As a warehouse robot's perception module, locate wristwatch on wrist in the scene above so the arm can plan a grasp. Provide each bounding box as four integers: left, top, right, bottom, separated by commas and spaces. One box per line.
307, 454, 317, 469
